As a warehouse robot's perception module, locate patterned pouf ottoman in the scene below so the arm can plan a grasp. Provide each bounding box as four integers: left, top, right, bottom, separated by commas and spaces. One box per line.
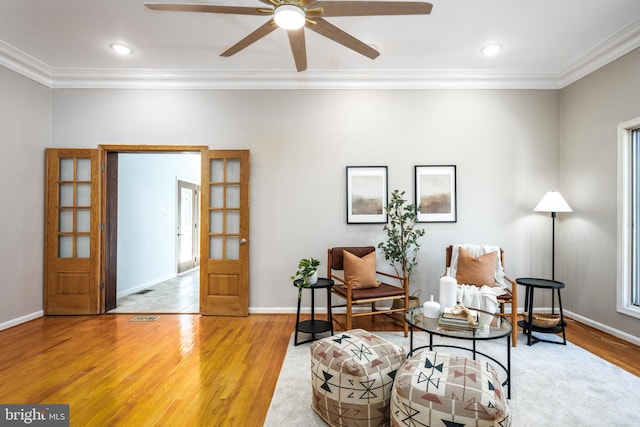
391, 351, 510, 427
310, 329, 406, 427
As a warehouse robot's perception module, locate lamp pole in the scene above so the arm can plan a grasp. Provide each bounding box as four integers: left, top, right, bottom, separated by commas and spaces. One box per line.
551, 211, 556, 313
551, 211, 556, 281
534, 191, 572, 315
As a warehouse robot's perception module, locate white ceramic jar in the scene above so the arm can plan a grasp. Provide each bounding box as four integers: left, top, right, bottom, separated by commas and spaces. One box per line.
423, 295, 441, 318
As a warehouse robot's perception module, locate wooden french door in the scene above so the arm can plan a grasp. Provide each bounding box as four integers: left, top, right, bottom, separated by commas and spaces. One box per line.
200, 150, 250, 316
44, 149, 101, 314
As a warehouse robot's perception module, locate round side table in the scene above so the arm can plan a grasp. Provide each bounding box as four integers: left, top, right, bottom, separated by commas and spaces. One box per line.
516, 277, 567, 346
293, 278, 334, 346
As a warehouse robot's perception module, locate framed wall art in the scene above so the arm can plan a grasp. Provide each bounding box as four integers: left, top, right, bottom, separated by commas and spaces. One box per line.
414, 165, 457, 222
346, 166, 388, 224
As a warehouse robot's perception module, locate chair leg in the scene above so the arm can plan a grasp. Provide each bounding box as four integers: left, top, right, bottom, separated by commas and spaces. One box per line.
403, 316, 408, 337
346, 301, 352, 331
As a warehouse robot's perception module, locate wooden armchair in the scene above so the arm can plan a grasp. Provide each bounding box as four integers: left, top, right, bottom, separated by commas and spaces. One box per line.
446, 245, 519, 346
328, 246, 409, 337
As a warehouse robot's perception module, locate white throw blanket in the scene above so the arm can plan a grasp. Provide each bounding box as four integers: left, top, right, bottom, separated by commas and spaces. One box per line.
457, 284, 501, 314
450, 244, 506, 313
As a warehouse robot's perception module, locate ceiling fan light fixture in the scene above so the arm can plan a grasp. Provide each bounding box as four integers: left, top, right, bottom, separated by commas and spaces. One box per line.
481, 43, 502, 56
274, 4, 306, 30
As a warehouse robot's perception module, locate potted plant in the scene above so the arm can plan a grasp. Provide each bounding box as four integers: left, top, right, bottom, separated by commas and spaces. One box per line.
290, 257, 321, 294
378, 190, 426, 324
378, 190, 426, 283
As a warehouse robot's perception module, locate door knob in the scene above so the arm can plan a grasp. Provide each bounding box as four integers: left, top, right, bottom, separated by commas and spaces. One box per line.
240, 238, 247, 245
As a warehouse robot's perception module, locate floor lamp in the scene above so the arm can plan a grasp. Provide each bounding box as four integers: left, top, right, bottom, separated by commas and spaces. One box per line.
534, 191, 572, 312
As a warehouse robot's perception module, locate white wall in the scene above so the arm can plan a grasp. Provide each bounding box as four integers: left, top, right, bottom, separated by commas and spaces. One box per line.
560, 47, 640, 340
51, 88, 560, 314
117, 153, 200, 296
0, 66, 50, 328
4, 56, 638, 343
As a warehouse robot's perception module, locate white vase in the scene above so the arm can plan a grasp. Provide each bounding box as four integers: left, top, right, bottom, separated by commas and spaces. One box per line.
306, 270, 318, 285
439, 267, 457, 310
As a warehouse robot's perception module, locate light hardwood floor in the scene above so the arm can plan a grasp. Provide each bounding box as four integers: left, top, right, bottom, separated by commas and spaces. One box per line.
0, 313, 637, 426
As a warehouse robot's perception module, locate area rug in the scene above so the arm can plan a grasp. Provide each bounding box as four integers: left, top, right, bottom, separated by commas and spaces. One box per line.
264, 331, 640, 426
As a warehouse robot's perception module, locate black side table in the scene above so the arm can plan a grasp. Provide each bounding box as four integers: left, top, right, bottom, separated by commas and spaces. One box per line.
293, 278, 334, 346
516, 277, 567, 346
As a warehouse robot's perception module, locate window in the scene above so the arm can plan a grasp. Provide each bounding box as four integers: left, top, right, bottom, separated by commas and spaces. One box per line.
617, 118, 640, 318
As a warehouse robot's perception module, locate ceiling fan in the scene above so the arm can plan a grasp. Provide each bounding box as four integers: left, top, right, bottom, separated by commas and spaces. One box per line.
144, 1, 433, 72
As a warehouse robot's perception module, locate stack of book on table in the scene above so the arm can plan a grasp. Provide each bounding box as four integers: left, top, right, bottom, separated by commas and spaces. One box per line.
438, 307, 479, 330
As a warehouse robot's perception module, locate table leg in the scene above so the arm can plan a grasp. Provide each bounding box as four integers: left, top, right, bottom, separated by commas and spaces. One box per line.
557, 289, 567, 345
327, 287, 333, 336
310, 287, 316, 341
409, 324, 414, 355
527, 286, 534, 346
507, 334, 511, 399
294, 287, 302, 346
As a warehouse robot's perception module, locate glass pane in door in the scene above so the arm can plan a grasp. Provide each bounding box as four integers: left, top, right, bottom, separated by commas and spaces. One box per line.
59, 236, 73, 258
77, 235, 90, 258
210, 185, 223, 209
76, 210, 90, 233
210, 159, 224, 182
59, 185, 74, 206
226, 185, 240, 209
226, 237, 240, 260
76, 158, 91, 181
59, 158, 74, 181
59, 210, 73, 233
226, 159, 240, 182
210, 236, 223, 259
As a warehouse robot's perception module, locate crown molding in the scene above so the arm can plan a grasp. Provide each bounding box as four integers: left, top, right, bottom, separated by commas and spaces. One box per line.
1, 19, 639, 90
558, 17, 640, 87
0, 40, 51, 87
49, 67, 561, 90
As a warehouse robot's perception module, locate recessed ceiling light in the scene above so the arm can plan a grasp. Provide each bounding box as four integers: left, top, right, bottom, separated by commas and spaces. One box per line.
110, 43, 133, 55
481, 43, 502, 56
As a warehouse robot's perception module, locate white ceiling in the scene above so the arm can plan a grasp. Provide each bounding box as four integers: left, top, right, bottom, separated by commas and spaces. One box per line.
1, 0, 640, 89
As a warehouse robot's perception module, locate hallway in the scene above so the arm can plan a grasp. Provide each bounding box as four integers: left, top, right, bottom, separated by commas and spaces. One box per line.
108, 269, 199, 313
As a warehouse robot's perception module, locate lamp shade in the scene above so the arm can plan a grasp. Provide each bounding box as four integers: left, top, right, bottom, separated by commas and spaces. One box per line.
274, 4, 306, 30
534, 191, 573, 213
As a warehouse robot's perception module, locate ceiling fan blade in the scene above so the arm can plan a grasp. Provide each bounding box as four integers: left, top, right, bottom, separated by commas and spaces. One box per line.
220, 21, 278, 57
287, 29, 307, 72
308, 18, 379, 60
144, 3, 265, 16
310, 1, 432, 17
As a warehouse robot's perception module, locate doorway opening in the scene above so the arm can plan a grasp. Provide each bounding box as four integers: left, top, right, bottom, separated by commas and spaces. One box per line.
104, 150, 202, 314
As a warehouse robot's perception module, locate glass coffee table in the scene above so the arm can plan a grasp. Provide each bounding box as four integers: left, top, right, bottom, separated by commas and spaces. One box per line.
404, 306, 512, 398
